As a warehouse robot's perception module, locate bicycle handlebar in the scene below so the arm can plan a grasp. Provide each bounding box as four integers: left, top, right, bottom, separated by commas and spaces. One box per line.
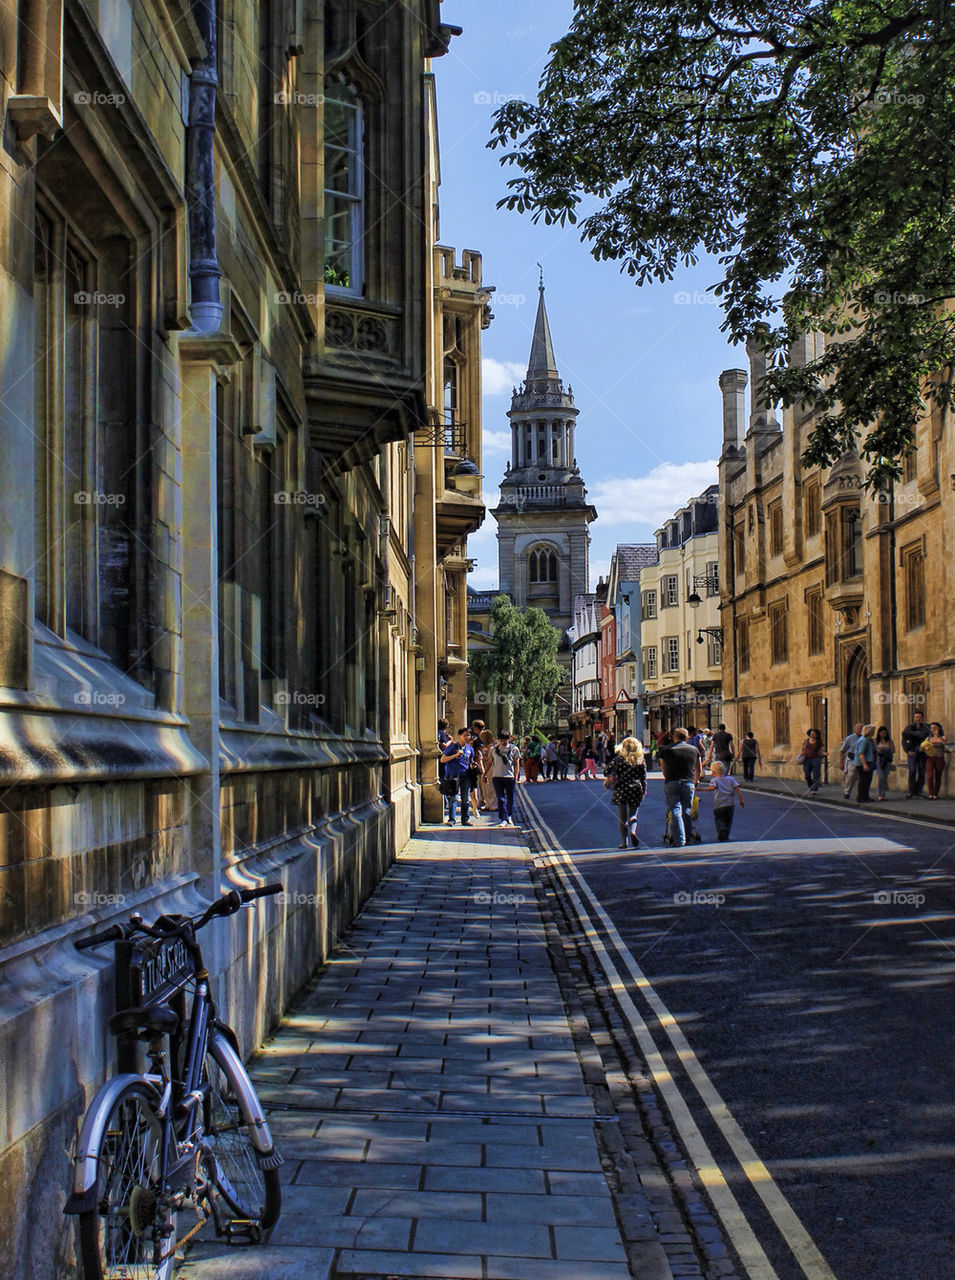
74, 883, 284, 951
75, 924, 125, 952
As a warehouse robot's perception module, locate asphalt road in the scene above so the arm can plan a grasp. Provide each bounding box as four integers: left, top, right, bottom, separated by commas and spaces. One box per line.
516, 774, 955, 1280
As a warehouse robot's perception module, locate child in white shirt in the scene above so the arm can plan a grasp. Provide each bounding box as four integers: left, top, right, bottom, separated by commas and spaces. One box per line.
699, 760, 745, 841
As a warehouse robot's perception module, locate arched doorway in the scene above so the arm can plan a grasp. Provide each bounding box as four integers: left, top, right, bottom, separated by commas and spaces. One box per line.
844, 644, 870, 731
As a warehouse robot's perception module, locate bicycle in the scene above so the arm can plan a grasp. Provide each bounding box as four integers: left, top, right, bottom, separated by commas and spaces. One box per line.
65, 884, 285, 1279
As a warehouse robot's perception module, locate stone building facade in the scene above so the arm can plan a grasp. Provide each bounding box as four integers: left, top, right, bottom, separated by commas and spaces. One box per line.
0, 1, 483, 1274
493, 284, 597, 680
606, 544, 658, 741
638, 488, 722, 736
717, 340, 953, 790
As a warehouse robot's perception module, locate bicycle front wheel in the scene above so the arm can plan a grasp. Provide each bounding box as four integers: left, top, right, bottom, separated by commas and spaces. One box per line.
202, 1032, 281, 1229
78, 1081, 177, 1280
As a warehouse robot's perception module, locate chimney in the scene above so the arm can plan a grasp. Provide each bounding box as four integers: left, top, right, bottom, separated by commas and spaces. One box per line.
719, 368, 747, 455
745, 334, 780, 435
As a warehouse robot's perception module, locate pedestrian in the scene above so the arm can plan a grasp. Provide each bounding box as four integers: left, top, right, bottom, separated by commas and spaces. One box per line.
854, 724, 877, 804
542, 737, 559, 780
839, 722, 863, 800
441, 728, 474, 826
437, 718, 453, 818
922, 722, 947, 799
604, 737, 647, 848
736, 730, 761, 781
479, 729, 497, 812
594, 733, 607, 771
707, 722, 735, 770
557, 739, 570, 780
874, 725, 895, 801
699, 760, 745, 841
579, 738, 598, 780
606, 732, 616, 759
798, 728, 826, 794
490, 730, 521, 827
901, 711, 930, 797
522, 736, 540, 784
468, 720, 486, 815
658, 727, 701, 847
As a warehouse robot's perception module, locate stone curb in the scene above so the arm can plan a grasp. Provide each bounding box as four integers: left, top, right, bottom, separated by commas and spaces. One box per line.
742, 780, 955, 828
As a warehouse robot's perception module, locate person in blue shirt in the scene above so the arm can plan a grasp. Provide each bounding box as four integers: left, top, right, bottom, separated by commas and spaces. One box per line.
442, 728, 474, 826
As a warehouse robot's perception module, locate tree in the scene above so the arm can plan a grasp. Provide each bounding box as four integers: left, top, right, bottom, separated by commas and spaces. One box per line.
469, 595, 565, 734
490, 0, 955, 487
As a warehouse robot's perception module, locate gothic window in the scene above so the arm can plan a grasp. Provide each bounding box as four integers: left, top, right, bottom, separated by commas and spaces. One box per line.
769, 600, 788, 664
529, 548, 558, 584
825, 506, 863, 585
324, 76, 364, 291
33, 197, 138, 672
902, 541, 926, 630
772, 696, 790, 746
768, 499, 784, 557
737, 618, 751, 672
807, 585, 825, 655
804, 479, 822, 536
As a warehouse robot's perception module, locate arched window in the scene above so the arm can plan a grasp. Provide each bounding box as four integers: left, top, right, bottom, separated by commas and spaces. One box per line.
324, 76, 364, 291
529, 547, 558, 584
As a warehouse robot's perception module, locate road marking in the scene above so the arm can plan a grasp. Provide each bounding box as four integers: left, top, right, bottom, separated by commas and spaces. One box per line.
522, 790, 839, 1280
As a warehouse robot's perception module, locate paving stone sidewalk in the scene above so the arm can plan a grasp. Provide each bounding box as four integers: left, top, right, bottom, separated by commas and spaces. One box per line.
181, 823, 639, 1280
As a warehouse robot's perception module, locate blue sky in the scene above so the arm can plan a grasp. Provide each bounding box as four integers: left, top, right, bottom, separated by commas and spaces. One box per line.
433, 0, 741, 588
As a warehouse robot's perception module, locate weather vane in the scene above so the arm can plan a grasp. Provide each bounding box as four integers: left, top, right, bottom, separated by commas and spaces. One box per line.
537, 262, 544, 290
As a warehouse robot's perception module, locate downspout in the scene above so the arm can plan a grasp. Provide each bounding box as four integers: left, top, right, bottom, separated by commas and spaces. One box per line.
186, 0, 223, 333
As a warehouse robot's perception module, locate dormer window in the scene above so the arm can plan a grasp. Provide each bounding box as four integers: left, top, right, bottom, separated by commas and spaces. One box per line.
324, 76, 364, 292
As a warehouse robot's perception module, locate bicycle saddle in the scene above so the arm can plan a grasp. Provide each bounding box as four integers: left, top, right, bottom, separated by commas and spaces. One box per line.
109, 1004, 179, 1038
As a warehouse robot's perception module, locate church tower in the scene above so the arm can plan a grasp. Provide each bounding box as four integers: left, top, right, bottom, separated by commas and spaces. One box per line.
492, 281, 597, 660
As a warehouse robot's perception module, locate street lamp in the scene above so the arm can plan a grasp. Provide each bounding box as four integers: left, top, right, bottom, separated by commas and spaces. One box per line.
695, 626, 724, 645
686, 573, 720, 608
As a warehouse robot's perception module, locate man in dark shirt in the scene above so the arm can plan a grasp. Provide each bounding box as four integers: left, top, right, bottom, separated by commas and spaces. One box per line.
709, 723, 734, 767
659, 727, 701, 846
901, 711, 930, 797
442, 728, 474, 826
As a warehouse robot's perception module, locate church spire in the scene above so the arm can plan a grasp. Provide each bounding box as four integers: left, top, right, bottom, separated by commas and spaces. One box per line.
526, 280, 559, 381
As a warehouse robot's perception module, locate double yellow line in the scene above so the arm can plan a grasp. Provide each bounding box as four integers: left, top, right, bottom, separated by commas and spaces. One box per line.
521, 789, 838, 1280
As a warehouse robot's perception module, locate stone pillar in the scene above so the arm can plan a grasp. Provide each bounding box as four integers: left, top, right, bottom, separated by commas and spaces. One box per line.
719, 368, 747, 456
178, 333, 240, 890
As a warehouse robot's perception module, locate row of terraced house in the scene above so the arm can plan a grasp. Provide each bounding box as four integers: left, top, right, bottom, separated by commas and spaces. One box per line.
0, 1, 490, 1274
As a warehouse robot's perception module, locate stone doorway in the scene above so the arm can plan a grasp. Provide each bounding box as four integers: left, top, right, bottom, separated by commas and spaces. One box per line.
844, 644, 871, 732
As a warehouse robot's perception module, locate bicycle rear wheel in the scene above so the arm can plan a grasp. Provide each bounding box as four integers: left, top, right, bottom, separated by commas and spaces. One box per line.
78, 1081, 176, 1280
202, 1033, 281, 1229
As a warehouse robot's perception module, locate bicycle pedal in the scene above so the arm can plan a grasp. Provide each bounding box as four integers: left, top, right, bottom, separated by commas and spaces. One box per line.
223, 1218, 263, 1244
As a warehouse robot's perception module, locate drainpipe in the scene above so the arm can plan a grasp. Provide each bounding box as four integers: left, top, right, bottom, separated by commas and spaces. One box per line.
186, 0, 223, 333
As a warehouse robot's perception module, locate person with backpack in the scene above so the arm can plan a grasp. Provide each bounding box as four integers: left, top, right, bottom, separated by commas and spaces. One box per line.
605, 737, 647, 848
490, 730, 522, 827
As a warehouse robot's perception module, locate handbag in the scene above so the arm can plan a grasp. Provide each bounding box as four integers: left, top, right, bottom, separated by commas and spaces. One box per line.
439, 775, 458, 797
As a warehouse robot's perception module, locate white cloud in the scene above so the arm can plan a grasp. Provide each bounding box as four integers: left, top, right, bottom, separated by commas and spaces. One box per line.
591, 460, 719, 527
482, 357, 525, 395
482, 429, 512, 453
467, 564, 500, 590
